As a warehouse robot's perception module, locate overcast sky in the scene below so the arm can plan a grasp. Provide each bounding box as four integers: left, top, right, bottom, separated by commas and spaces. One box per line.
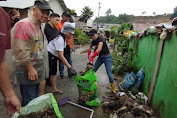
63, 0, 176, 19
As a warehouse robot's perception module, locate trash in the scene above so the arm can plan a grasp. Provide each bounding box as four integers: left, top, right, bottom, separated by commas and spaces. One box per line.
130, 68, 145, 91
118, 72, 136, 91
12, 93, 63, 118
110, 113, 118, 118
102, 100, 122, 110
135, 92, 148, 105
115, 106, 128, 113
128, 91, 136, 100
117, 92, 125, 97
75, 69, 100, 107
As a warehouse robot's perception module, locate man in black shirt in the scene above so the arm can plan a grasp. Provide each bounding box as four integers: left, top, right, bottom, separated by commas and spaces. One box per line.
44, 13, 60, 43
88, 29, 116, 93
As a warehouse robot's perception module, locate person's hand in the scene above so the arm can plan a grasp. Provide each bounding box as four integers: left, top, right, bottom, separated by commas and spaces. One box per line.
87, 50, 91, 59
68, 67, 77, 76
72, 48, 75, 52
26, 64, 38, 81
4, 95, 21, 115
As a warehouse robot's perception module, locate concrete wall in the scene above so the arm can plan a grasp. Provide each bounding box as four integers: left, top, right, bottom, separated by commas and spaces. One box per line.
48, 0, 64, 17
131, 31, 177, 118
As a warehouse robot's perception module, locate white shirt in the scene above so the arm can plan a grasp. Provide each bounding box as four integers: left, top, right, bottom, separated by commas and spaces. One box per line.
47, 35, 66, 57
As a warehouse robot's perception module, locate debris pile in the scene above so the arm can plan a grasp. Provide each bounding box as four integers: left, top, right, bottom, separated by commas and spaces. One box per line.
102, 92, 157, 118
101, 68, 157, 118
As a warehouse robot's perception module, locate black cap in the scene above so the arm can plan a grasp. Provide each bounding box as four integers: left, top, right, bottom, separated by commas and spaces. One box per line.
62, 11, 71, 17
89, 29, 97, 36
34, 0, 53, 12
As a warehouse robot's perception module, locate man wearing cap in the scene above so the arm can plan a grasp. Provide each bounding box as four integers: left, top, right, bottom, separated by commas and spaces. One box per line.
87, 29, 116, 93
56, 11, 74, 79
47, 22, 77, 82
11, 0, 52, 106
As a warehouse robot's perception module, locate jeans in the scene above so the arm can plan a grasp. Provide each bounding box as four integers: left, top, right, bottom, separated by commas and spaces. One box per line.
94, 54, 114, 83
59, 49, 72, 76
20, 84, 39, 106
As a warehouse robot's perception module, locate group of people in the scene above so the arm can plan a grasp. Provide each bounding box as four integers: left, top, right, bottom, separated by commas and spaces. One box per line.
0, 0, 116, 116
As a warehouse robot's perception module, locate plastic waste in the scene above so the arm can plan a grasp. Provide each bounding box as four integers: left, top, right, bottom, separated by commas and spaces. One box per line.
118, 72, 136, 91
130, 68, 145, 92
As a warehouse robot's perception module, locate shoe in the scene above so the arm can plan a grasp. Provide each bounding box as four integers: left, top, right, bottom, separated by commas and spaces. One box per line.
110, 83, 116, 93
60, 75, 64, 79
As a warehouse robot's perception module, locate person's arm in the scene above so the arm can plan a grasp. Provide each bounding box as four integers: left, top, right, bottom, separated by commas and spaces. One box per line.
95, 42, 103, 53
87, 44, 93, 59
0, 57, 21, 115
58, 51, 71, 68
89, 42, 103, 63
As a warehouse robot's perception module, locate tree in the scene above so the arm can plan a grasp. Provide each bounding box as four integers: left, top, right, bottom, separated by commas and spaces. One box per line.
142, 11, 146, 15
105, 8, 112, 16
118, 14, 130, 24
153, 12, 156, 16
80, 6, 94, 23
174, 6, 177, 13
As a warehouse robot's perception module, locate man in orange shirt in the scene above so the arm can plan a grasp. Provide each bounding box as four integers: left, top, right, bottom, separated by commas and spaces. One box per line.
56, 11, 74, 78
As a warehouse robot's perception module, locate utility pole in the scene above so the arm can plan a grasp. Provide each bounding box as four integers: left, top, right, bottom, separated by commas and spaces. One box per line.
96, 2, 101, 31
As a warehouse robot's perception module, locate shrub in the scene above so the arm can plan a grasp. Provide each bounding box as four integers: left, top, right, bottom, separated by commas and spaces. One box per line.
74, 28, 90, 45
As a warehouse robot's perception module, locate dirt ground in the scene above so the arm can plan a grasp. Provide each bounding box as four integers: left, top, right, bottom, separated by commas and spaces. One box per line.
0, 43, 123, 118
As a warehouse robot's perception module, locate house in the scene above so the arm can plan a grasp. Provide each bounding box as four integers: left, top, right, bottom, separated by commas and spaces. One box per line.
0, 0, 72, 20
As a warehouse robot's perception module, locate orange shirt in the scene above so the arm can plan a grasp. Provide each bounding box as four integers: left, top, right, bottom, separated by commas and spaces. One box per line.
56, 21, 73, 49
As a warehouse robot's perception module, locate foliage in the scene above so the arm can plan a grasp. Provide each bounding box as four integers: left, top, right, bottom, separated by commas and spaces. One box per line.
117, 23, 133, 34
71, 9, 75, 14
112, 37, 139, 76
80, 6, 94, 23
105, 8, 112, 16
94, 13, 132, 24
74, 28, 90, 45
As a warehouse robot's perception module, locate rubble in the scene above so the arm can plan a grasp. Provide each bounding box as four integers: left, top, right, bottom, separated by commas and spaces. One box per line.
102, 90, 157, 118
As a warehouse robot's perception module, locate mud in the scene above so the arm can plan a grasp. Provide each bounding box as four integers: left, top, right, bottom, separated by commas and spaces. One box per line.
18, 108, 57, 118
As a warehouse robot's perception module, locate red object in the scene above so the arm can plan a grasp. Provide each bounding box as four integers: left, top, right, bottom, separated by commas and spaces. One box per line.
0, 7, 11, 64
89, 51, 99, 63
87, 50, 91, 59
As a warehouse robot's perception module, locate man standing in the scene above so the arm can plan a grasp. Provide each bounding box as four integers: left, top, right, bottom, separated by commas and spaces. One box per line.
56, 11, 74, 78
88, 29, 116, 93
0, 7, 21, 115
11, 0, 52, 106
39, 13, 62, 96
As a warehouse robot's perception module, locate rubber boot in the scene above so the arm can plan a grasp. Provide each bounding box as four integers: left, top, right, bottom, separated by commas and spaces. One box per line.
110, 83, 116, 93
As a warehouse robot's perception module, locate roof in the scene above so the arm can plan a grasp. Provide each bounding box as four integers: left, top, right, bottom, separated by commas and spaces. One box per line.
58, 0, 69, 12
0, 0, 34, 9
0, 0, 69, 10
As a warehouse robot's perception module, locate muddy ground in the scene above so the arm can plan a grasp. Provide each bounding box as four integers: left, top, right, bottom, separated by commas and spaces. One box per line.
0, 43, 124, 118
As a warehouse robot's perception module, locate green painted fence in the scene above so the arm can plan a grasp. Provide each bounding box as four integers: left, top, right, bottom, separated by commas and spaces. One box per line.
130, 31, 177, 118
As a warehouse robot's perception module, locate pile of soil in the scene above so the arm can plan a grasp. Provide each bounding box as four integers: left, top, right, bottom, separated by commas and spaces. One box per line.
18, 108, 57, 118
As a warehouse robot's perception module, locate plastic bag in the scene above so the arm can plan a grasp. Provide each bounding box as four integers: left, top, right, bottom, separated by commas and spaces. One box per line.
118, 72, 136, 91
12, 93, 63, 118
74, 69, 100, 107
